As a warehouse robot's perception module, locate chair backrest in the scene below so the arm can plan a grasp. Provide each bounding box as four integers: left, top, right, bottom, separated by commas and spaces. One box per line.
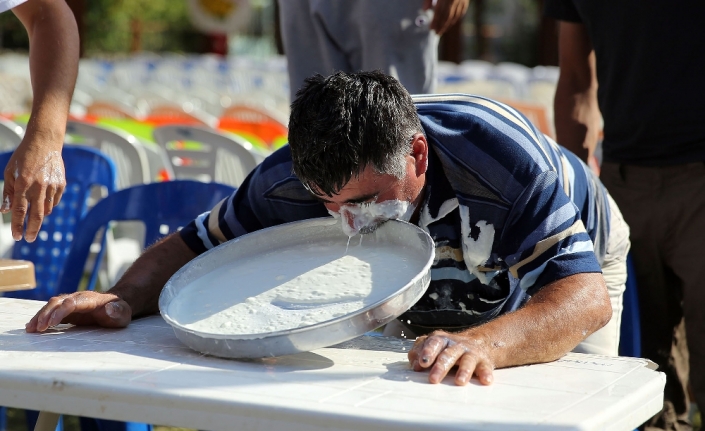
0, 145, 117, 300
152, 125, 258, 187
66, 120, 151, 189
58, 180, 236, 293
218, 104, 288, 149
85, 101, 140, 120
498, 98, 554, 139
0, 117, 23, 151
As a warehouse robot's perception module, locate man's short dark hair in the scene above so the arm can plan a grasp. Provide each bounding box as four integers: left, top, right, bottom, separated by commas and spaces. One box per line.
288, 70, 423, 197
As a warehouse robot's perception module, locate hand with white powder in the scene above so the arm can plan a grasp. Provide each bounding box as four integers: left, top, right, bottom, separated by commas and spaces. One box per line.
0, 0, 78, 242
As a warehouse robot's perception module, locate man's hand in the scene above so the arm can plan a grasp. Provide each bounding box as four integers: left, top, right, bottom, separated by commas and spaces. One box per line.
423, 0, 470, 36
25, 291, 132, 333
2, 0, 79, 241
1, 141, 65, 242
409, 330, 495, 386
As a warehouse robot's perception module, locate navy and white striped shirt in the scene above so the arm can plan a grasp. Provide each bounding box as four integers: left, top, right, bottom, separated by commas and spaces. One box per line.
180, 94, 610, 330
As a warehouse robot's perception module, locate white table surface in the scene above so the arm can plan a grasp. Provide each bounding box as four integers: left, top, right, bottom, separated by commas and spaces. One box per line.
0, 298, 665, 431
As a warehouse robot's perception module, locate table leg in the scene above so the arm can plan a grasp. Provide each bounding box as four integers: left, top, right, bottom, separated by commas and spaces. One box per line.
34, 411, 60, 431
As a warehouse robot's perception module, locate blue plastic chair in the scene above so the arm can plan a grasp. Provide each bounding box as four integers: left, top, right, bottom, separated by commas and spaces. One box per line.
0, 146, 154, 431
57, 180, 236, 293
619, 253, 642, 357
0, 145, 116, 300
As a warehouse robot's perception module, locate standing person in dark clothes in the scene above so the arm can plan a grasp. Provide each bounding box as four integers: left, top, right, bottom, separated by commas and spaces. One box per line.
545, 1, 705, 429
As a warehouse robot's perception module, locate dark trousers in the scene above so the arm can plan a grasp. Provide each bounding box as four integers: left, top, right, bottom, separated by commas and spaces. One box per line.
601, 162, 705, 431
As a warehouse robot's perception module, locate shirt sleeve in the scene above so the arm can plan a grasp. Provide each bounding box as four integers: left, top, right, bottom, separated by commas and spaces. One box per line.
499, 170, 602, 296
543, 0, 583, 23
179, 146, 330, 255
0, 0, 27, 13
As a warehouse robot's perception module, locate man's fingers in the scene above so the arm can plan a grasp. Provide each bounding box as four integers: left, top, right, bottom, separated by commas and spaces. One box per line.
23, 187, 46, 243
27, 293, 131, 333
64, 300, 132, 329
0, 174, 11, 213
431, 2, 451, 34
52, 182, 65, 207
473, 361, 495, 385
10, 188, 28, 241
28, 295, 68, 332
416, 334, 450, 369
428, 343, 466, 384
454, 353, 480, 385
43, 183, 59, 215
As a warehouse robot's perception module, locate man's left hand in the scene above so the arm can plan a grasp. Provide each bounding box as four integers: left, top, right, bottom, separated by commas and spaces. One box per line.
423, 0, 470, 36
408, 330, 495, 385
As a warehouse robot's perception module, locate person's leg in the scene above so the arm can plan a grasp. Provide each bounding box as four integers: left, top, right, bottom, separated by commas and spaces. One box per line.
574, 193, 629, 356
353, 0, 438, 94
277, 0, 352, 100
662, 162, 705, 416
601, 162, 691, 431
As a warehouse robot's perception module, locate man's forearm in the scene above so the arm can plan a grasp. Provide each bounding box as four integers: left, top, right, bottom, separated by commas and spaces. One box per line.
108, 233, 198, 318
461, 272, 611, 368
15, 0, 79, 146
554, 71, 602, 164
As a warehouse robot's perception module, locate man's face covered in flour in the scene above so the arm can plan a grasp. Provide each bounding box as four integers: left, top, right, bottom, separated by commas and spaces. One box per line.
312, 161, 426, 236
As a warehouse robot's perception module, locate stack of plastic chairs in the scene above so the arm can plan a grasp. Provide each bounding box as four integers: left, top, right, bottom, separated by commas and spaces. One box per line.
218, 104, 288, 151
152, 125, 258, 187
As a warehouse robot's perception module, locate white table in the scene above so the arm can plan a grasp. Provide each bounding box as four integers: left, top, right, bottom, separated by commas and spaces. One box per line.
0, 298, 665, 431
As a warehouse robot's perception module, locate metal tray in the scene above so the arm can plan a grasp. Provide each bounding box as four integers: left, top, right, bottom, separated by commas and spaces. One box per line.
159, 217, 434, 359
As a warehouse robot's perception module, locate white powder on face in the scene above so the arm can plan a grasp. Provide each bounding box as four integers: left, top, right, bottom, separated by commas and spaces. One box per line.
167, 240, 424, 335
338, 200, 415, 237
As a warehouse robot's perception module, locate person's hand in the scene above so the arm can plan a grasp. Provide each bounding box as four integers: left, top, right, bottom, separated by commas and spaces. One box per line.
1, 139, 65, 242
423, 0, 470, 36
408, 330, 495, 385
25, 291, 132, 333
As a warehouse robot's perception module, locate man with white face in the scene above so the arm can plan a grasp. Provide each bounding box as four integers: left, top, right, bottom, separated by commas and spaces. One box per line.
26, 71, 628, 387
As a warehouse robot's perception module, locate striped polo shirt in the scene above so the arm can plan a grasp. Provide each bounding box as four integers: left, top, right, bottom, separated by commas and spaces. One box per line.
180, 94, 609, 330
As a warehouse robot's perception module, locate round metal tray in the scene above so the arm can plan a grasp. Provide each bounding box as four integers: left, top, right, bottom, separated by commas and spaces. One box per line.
159, 217, 434, 359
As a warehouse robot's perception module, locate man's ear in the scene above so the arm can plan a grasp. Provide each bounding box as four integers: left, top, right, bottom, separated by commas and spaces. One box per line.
410, 133, 429, 177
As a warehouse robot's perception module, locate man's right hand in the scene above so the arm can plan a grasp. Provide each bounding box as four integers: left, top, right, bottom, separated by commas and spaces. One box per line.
25, 291, 132, 333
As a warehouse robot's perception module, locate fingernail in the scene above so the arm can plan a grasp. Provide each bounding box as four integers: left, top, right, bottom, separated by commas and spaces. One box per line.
105, 302, 121, 318
49, 311, 58, 326
13, 233, 21, 242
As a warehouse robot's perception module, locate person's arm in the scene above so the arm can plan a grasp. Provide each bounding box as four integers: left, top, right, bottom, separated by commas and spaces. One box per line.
408, 271, 611, 385
0, 0, 78, 242
423, 0, 469, 36
25, 233, 197, 332
553, 21, 601, 164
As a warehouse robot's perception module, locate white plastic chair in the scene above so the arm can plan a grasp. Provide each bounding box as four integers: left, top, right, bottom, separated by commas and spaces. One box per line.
0, 118, 23, 151
65, 121, 150, 190
152, 125, 258, 187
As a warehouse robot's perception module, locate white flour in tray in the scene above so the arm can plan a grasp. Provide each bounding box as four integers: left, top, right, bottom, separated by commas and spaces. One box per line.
167, 240, 423, 335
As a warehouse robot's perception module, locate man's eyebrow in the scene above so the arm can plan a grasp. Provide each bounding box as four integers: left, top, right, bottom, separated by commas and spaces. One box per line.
311, 192, 378, 205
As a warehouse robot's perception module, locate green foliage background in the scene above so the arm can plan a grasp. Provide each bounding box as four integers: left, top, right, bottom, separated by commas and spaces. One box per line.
0, 0, 196, 54
83, 0, 194, 54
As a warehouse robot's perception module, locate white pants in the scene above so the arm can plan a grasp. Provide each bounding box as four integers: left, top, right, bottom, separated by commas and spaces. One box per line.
573, 193, 630, 356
